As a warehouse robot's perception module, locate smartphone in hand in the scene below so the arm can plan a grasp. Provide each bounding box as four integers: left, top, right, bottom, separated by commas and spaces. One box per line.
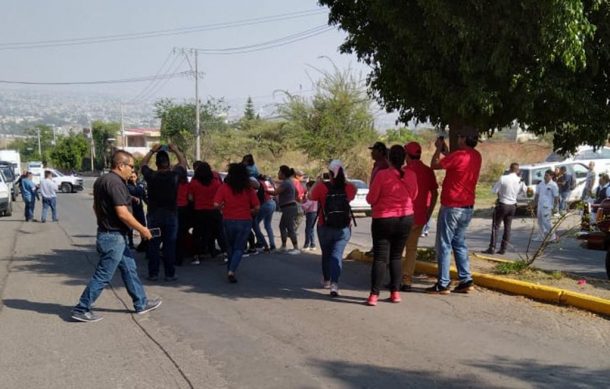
150, 228, 162, 238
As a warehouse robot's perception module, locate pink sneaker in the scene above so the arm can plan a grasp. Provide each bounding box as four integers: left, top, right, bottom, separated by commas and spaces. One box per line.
366, 294, 378, 306
390, 291, 401, 303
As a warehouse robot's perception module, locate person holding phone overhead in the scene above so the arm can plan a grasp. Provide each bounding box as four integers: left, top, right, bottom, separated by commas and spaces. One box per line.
71, 150, 160, 322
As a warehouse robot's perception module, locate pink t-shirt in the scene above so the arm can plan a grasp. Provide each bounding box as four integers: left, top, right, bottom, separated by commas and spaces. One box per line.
439, 148, 482, 207
213, 184, 260, 220
366, 167, 417, 219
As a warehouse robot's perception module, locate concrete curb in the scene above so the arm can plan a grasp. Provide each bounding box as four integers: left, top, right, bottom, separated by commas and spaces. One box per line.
345, 249, 610, 317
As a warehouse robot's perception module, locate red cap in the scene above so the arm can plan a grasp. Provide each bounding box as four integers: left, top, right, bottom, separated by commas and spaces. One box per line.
404, 142, 422, 157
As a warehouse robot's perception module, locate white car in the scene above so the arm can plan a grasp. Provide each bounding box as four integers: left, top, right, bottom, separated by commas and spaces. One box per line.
349, 179, 371, 216
46, 168, 84, 193
0, 170, 13, 217
514, 161, 589, 209
545, 146, 610, 175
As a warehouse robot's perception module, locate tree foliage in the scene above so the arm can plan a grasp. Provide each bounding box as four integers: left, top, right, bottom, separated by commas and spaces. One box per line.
8, 124, 54, 164
278, 67, 376, 167
92, 120, 119, 170
319, 0, 609, 153
49, 134, 89, 170
243, 96, 256, 121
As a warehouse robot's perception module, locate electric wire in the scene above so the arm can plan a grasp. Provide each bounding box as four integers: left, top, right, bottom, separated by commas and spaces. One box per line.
130, 57, 188, 103
126, 51, 177, 103
0, 9, 326, 50
0, 72, 191, 85
127, 55, 184, 104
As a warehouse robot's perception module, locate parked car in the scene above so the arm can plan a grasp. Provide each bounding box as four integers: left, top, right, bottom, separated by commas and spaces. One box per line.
0, 161, 18, 201
0, 170, 13, 217
46, 168, 84, 193
349, 179, 371, 216
545, 146, 610, 175
514, 161, 589, 209
576, 199, 610, 279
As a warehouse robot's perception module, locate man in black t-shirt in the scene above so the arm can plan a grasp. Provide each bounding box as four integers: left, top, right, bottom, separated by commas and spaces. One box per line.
141, 144, 187, 281
72, 150, 161, 322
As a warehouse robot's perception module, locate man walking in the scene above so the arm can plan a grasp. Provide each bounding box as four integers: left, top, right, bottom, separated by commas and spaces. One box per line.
534, 169, 559, 241
482, 163, 526, 255
20, 171, 38, 222
39, 170, 59, 222
72, 150, 160, 322
401, 142, 438, 291
427, 132, 482, 294
141, 144, 187, 282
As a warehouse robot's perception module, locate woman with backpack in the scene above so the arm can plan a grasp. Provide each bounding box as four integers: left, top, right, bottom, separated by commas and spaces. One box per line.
365, 145, 418, 306
276, 165, 301, 255
214, 163, 260, 283
309, 160, 357, 297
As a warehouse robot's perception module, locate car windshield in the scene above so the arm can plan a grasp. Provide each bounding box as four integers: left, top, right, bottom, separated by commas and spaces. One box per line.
350, 180, 368, 189
545, 152, 566, 162
0, 165, 14, 181
53, 170, 64, 177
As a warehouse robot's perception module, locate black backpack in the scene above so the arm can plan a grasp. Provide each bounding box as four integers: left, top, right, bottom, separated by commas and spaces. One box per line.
323, 182, 355, 228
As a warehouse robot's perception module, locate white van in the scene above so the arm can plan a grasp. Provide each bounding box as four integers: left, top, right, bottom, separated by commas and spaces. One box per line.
27, 161, 44, 186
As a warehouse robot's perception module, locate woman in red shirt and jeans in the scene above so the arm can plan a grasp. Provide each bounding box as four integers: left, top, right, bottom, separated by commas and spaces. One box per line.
365, 145, 418, 306
214, 163, 260, 283
309, 160, 356, 297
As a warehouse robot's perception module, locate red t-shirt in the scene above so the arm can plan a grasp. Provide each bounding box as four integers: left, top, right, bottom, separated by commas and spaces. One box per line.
404, 160, 439, 225
189, 178, 221, 210
213, 184, 260, 220
310, 181, 357, 226
366, 168, 417, 219
439, 148, 482, 207
176, 182, 190, 207
293, 178, 306, 202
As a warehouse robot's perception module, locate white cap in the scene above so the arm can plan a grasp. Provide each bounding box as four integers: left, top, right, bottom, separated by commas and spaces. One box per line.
328, 160, 344, 178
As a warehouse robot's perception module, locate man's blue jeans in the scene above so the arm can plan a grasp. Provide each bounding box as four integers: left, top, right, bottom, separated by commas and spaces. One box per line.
41, 197, 58, 222
74, 231, 148, 313
317, 225, 351, 283
304, 212, 317, 248
23, 198, 35, 221
559, 191, 571, 213
147, 209, 178, 278
253, 200, 276, 249
435, 206, 474, 288
224, 219, 252, 273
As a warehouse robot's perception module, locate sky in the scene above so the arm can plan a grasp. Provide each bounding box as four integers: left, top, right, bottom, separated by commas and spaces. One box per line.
0, 0, 398, 123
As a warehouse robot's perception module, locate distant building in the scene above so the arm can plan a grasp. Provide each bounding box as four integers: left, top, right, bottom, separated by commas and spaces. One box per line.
119, 128, 161, 157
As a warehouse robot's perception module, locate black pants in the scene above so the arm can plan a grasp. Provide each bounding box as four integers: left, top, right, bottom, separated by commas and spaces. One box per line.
195, 209, 226, 256
371, 216, 413, 294
489, 202, 517, 250
176, 206, 192, 265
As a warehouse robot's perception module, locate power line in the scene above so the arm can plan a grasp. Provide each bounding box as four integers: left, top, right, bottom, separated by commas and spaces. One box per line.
0, 9, 327, 51
0, 72, 191, 85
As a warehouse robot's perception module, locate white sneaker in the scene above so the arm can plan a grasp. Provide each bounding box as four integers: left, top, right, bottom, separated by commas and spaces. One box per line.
322, 280, 331, 289
330, 283, 339, 297
287, 249, 300, 255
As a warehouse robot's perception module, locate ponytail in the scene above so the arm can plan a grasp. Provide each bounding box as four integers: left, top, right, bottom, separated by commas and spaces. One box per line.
389, 145, 405, 178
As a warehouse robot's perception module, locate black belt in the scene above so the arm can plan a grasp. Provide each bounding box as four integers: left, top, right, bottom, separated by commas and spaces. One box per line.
280, 202, 297, 209
498, 202, 517, 206
458, 205, 474, 209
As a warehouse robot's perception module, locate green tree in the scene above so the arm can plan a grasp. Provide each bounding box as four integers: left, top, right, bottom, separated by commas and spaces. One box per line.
319, 0, 607, 153
49, 134, 89, 170
382, 127, 422, 145
243, 96, 256, 121
8, 124, 55, 163
278, 67, 376, 167
92, 120, 119, 170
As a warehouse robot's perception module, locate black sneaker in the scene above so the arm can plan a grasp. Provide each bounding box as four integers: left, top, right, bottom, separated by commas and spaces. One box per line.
497, 248, 506, 255
425, 283, 451, 295
71, 310, 103, 323
228, 273, 238, 283
481, 248, 495, 255
400, 284, 412, 292
452, 280, 474, 294
136, 298, 162, 314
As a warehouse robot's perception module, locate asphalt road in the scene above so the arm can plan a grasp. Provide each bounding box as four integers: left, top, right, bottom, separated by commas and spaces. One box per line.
0, 180, 608, 388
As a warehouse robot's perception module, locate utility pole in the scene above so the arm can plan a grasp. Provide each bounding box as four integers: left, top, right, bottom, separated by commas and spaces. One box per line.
89, 119, 95, 172
174, 47, 203, 160
36, 127, 42, 158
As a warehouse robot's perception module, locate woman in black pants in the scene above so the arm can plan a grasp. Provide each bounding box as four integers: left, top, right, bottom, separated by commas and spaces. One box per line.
365, 145, 418, 306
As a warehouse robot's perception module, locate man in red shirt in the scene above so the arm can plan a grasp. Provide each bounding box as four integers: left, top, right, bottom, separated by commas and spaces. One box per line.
428, 133, 482, 294
401, 142, 438, 291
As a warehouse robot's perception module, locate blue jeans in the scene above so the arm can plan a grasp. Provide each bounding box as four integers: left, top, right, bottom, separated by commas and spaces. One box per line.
224, 219, 253, 273
41, 197, 58, 222
74, 231, 148, 313
317, 225, 351, 283
253, 200, 276, 249
24, 198, 35, 221
559, 191, 571, 213
147, 209, 178, 278
304, 212, 317, 248
435, 206, 474, 287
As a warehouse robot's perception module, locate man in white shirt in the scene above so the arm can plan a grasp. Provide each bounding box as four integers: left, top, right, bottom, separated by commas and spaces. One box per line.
39, 170, 59, 222
534, 169, 559, 241
483, 163, 526, 255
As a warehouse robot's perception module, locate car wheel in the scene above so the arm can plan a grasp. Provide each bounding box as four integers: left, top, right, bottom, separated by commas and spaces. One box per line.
61, 183, 72, 193
606, 249, 610, 280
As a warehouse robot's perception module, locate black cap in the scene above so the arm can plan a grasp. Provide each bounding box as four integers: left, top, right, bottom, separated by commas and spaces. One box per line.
368, 141, 387, 152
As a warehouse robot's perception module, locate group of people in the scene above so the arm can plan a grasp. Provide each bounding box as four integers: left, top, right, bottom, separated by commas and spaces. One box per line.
17, 170, 59, 223
72, 132, 484, 321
